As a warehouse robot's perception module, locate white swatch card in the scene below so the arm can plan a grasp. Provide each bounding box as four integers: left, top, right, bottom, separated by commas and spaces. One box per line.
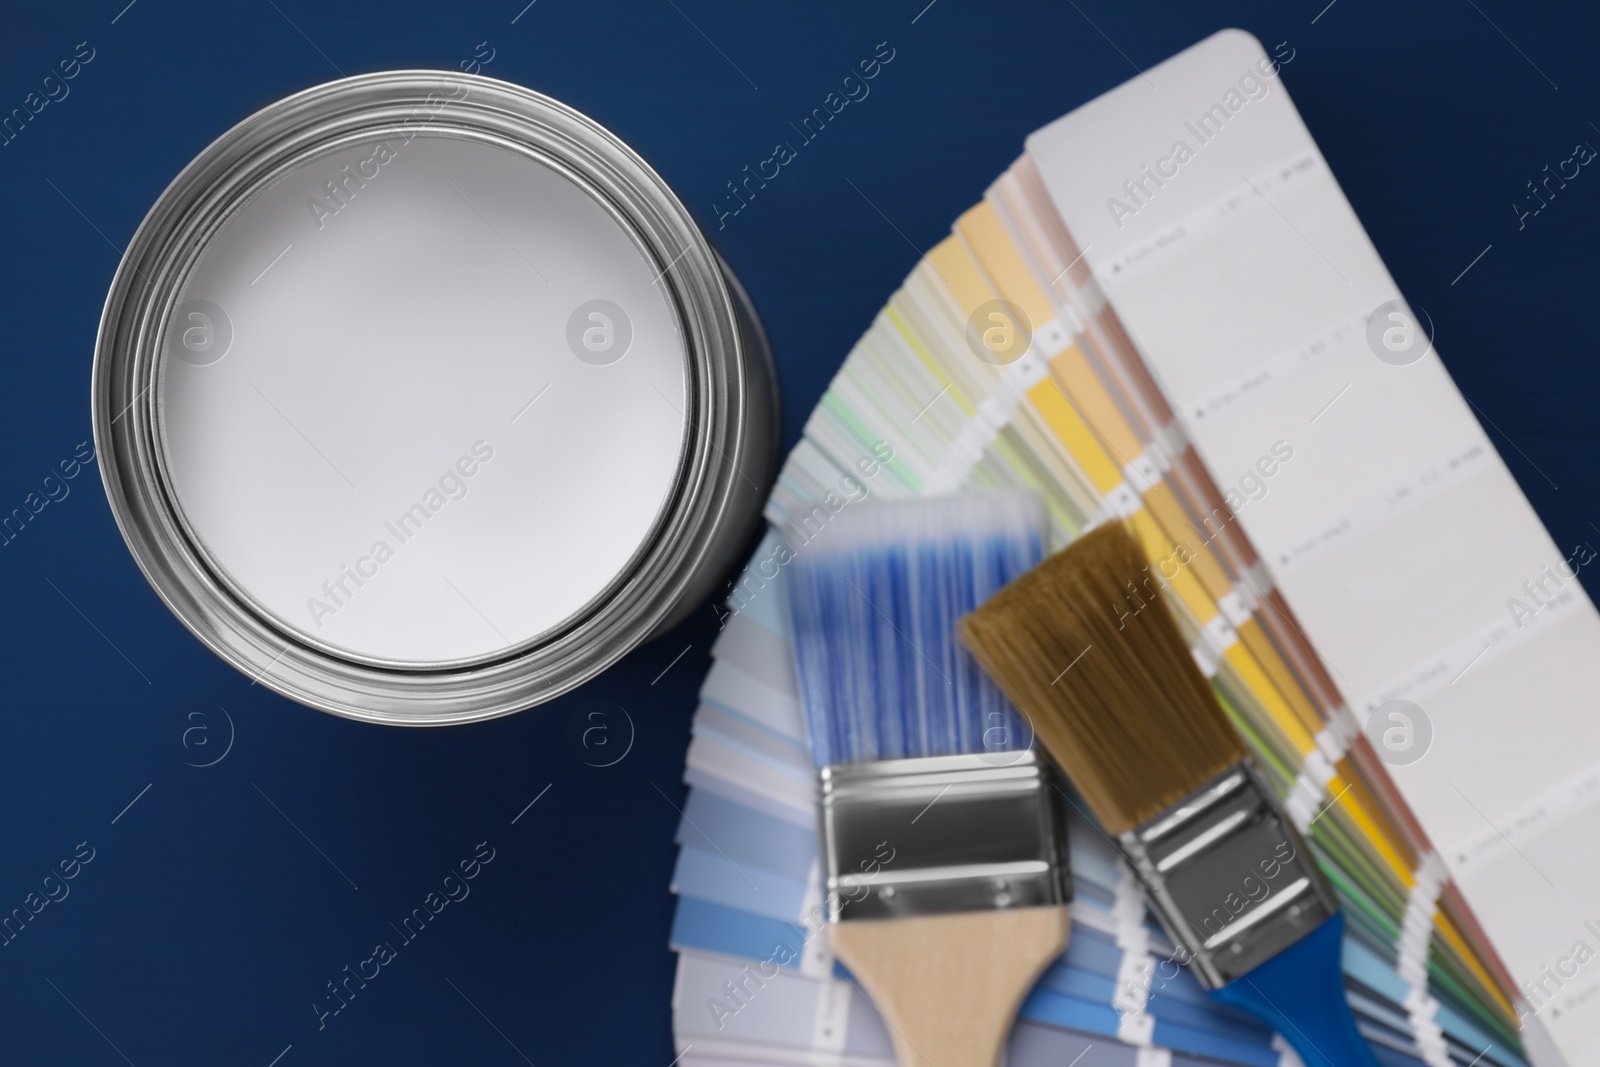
1027, 29, 1600, 1067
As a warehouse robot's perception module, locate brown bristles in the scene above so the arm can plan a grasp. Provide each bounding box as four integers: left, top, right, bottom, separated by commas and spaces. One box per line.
958, 522, 1246, 835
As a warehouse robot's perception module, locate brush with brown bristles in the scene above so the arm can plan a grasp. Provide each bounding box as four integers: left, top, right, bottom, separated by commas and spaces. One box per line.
960, 523, 1382, 1067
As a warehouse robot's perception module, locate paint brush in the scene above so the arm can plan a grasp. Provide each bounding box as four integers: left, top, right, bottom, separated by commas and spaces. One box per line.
959, 522, 1382, 1067
787, 493, 1073, 1067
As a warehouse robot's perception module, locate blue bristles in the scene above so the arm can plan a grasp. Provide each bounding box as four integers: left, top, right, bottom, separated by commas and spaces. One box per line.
786, 493, 1047, 767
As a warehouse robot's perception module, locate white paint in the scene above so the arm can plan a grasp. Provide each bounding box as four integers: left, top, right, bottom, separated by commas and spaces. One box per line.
159, 134, 687, 664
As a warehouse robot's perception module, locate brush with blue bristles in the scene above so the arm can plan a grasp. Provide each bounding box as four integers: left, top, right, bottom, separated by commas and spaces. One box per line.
787, 492, 1073, 1067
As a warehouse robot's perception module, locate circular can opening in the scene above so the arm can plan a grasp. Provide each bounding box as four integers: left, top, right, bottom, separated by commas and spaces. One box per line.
94, 72, 777, 724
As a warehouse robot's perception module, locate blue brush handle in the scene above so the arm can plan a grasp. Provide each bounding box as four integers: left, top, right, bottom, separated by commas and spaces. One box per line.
1209, 913, 1382, 1067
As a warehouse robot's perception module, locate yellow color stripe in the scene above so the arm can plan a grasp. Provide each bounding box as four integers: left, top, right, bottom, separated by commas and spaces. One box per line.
1049, 347, 1147, 464
1127, 510, 1221, 632
1236, 619, 1325, 735
1025, 379, 1123, 493
926, 235, 997, 319
1140, 481, 1230, 596
1317, 771, 1415, 889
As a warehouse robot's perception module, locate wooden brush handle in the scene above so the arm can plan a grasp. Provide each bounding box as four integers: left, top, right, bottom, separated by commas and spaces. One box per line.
827, 905, 1071, 1067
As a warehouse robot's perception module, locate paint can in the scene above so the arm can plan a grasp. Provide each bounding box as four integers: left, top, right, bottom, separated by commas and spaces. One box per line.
93, 71, 777, 724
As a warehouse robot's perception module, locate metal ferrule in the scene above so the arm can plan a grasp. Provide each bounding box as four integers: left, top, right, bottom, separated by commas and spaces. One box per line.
817, 750, 1072, 922
1118, 759, 1338, 987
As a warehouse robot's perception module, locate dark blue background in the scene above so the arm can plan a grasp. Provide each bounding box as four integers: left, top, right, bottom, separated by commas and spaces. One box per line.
2, 1, 1596, 1063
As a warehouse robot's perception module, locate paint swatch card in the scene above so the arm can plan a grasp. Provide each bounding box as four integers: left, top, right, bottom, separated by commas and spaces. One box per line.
664, 28, 1567, 1067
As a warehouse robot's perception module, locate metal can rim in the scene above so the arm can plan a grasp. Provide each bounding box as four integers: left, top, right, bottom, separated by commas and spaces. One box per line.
92, 70, 767, 725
